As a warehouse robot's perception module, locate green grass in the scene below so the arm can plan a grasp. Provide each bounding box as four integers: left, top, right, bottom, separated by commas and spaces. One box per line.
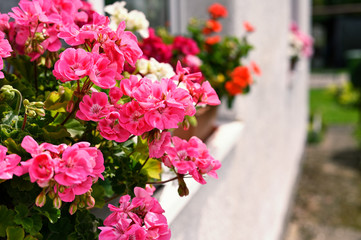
309, 88, 359, 125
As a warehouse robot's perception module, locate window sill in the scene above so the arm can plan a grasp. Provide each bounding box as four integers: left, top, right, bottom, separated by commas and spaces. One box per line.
155, 120, 244, 224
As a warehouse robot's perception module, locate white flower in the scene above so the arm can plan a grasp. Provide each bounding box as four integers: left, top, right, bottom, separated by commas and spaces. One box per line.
156, 62, 175, 79
105, 2, 149, 38
135, 58, 175, 81
104, 1, 128, 16
127, 10, 149, 38
136, 58, 149, 75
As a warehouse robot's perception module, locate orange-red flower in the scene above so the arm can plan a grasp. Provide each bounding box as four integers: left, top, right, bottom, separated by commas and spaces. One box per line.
225, 81, 242, 96
205, 35, 221, 45
202, 19, 222, 35
230, 66, 252, 88
208, 3, 228, 19
243, 21, 255, 32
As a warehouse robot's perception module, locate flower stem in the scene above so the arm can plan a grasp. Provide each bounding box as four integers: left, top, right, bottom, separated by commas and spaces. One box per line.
21, 113, 27, 130
146, 176, 179, 185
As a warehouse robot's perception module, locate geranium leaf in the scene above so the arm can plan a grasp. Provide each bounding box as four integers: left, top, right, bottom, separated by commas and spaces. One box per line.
44, 87, 73, 112
6, 226, 24, 240
0, 205, 15, 237
141, 158, 162, 180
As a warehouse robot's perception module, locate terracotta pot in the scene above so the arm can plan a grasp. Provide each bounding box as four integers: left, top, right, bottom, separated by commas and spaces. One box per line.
173, 105, 218, 141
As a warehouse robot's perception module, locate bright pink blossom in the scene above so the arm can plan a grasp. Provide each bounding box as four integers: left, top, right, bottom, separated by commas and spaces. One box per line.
89, 53, 117, 89
0, 145, 22, 180
53, 48, 93, 82
0, 13, 10, 32
76, 92, 110, 121
20, 136, 105, 202
99, 187, 170, 240
118, 101, 153, 136
189, 81, 221, 106
148, 131, 171, 158
98, 112, 131, 143
163, 136, 221, 184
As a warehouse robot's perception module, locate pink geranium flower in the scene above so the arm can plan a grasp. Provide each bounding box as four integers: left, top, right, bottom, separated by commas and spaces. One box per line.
24, 152, 57, 187
148, 131, 171, 158
99, 187, 170, 240
189, 81, 221, 106
98, 112, 131, 143
89, 52, 117, 89
53, 48, 93, 82
163, 136, 221, 184
0, 145, 22, 180
118, 101, 153, 136
76, 92, 110, 121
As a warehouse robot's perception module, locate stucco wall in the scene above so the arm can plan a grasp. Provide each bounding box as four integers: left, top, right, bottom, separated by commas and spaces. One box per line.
169, 1, 310, 240
0, 0, 310, 239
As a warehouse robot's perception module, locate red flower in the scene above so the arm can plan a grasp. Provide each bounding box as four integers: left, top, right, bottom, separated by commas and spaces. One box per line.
231, 66, 252, 88
202, 19, 222, 35
225, 81, 242, 96
208, 3, 228, 19
172, 36, 200, 55
205, 35, 221, 45
243, 21, 255, 32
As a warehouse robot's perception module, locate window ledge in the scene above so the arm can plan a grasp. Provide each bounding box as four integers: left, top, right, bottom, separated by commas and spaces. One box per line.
155, 120, 244, 224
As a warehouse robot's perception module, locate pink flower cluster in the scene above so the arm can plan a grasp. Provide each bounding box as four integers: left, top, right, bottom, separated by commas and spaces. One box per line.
58, 18, 142, 80
99, 187, 171, 240
290, 22, 313, 58
76, 63, 220, 144
152, 134, 221, 184
20, 136, 104, 203
0, 31, 12, 78
8, 0, 90, 61
0, 145, 22, 180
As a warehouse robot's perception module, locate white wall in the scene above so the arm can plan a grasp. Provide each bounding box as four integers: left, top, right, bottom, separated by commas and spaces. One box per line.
170, 1, 310, 240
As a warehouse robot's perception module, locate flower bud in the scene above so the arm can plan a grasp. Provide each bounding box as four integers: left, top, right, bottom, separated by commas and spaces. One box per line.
35, 108, 45, 117
59, 185, 65, 193
86, 196, 95, 208
69, 203, 78, 215
35, 191, 46, 207
48, 189, 55, 199
66, 100, 74, 112
78, 200, 85, 209
0, 85, 15, 101
182, 120, 190, 131
33, 101, 44, 108
23, 99, 30, 107
53, 196, 62, 209
26, 109, 37, 118
177, 175, 189, 197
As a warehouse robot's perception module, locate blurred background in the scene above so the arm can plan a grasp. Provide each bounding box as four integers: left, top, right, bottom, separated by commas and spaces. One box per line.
1, 0, 361, 239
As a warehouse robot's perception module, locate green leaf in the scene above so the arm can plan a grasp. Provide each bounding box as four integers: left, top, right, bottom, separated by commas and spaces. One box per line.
34, 201, 61, 224
74, 210, 100, 240
44, 87, 73, 113
24, 235, 39, 240
0, 205, 15, 237
47, 216, 74, 240
141, 158, 162, 180
64, 119, 86, 138
6, 226, 24, 240
42, 125, 70, 142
